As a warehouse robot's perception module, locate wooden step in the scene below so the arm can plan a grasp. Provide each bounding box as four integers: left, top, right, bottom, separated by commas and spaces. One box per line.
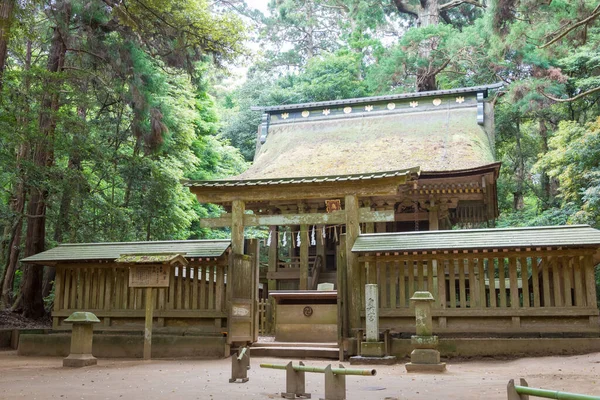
251, 342, 339, 359
254, 342, 337, 348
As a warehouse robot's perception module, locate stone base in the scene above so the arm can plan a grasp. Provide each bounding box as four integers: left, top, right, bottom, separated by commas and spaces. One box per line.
282, 392, 311, 399
360, 341, 386, 357
405, 362, 447, 373
411, 335, 438, 349
63, 353, 97, 368
410, 348, 440, 364
349, 355, 397, 365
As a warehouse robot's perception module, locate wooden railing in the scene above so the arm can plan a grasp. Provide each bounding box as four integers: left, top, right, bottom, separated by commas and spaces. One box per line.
308, 255, 323, 290
267, 256, 320, 281
52, 260, 228, 332
358, 249, 599, 333
258, 298, 269, 335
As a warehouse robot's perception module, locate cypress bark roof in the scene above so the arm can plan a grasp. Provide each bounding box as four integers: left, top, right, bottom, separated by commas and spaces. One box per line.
352, 225, 600, 253
238, 106, 494, 180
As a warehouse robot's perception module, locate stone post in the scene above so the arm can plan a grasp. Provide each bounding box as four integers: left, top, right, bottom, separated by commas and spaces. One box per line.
358, 284, 387, 358
365, 284, 379, 342
405, 291, 446, 373
63, 311, 100, 368
350, 284, 396, 364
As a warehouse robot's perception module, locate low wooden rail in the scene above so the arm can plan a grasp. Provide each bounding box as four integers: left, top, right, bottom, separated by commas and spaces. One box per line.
261, 361, 376, 400
260, 363, 376, 376
508, 378, 600, 400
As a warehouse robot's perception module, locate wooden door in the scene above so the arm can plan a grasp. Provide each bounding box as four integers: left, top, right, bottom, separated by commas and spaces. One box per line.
227, 254, 257, 345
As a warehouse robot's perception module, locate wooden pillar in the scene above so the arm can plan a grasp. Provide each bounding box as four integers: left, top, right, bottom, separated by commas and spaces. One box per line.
316, 225, 326, 269
345, 194, 361, 331
248, 239, 260, 342
268, 226, 278, 292
429, 204, 440, 304
231, 200, 245, 256
144, 287, 154, 360
338, 234, 348, 340
300, 224, 309, 290
428, 206, 439, 231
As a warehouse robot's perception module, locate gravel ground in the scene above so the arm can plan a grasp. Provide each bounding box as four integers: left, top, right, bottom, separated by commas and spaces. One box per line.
0, 350, 598, 400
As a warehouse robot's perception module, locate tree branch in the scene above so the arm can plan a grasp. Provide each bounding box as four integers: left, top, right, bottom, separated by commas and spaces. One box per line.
439, 0, 485, 11
392, 0, 419, 18
540, 4, 600, 48
541, 86, 600, 103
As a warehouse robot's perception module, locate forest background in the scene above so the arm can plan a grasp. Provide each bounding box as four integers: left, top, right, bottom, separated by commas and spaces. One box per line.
0, 0, 599, 318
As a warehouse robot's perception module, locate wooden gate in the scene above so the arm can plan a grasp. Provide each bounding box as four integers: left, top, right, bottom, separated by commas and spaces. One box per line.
227, 254, 258, 344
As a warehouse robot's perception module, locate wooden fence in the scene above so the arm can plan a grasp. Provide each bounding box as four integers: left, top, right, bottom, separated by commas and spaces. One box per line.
52, 260, 228, 332
258, 298, 269, 335
358, 249, 599, 334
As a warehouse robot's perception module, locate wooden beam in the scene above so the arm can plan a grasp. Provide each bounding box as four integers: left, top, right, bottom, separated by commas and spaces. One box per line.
199, 208, 395, 228
200, 215, 233, 228
359, 209, 394, 223
266, 270, 300, 280
247, 211, 346, 226
191, 176, 410, 203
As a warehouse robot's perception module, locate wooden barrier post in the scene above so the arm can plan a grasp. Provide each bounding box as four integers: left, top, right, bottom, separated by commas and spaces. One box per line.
118, 254, 186, 360
507, 378, 529, 400
283, 361, 310, 399
229, 346, 250, 383
144, 287, 154, 360
324, 364, 346, 400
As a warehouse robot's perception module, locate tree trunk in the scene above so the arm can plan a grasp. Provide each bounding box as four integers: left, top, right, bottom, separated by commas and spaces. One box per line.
0, 39, 31, 309
20, 1, 71, 318
42, 104, 85, 298
0, 0, 15, 93
538, 119, 553, 208
513, 119, 525, 211
0, 188, 25, 308
416, 0, 440, 91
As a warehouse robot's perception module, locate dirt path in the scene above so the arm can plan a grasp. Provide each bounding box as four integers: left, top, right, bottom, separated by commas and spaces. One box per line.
0, 350, 598, 399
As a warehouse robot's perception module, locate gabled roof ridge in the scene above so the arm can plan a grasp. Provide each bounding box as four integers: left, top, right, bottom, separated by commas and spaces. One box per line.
251, 83, 503, 113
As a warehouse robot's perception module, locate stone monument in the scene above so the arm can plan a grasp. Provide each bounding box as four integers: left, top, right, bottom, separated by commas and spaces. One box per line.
63, 311, 100, 368
405, 291, 446, 372
350, 284, 396, 365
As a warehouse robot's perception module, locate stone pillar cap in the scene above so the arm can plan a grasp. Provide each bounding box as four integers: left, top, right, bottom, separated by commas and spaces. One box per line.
410, 291, 435, 302
64, 312, 101, 324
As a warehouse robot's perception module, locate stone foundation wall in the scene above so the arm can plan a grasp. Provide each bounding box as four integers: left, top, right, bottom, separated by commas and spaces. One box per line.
17, 333, 228, 359
0, 329, 12, 348
389, 337, 600, 358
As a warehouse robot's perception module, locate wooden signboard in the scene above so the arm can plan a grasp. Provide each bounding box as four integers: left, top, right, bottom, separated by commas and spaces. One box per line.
116, 253, 187, 360
128, 265, 170, 288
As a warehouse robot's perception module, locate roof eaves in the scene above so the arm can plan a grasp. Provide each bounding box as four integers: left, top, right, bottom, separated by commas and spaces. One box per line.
183, 167, 420, 188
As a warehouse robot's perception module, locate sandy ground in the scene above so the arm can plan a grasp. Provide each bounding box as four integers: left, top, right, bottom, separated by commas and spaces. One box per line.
0, 350, 599, 400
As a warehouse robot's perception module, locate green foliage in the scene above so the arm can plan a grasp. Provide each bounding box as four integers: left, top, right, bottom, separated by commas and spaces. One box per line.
537, 118, 600, 226
0, 0, 250, 258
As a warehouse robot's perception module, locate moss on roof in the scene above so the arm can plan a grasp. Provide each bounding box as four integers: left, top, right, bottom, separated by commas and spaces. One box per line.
237, 107, 495, 180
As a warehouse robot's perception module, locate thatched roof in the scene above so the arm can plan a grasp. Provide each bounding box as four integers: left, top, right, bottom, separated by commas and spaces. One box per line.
237, 106, 495, 180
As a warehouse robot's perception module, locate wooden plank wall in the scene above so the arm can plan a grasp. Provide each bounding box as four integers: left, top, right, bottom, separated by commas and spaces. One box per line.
53, 260, 228, 330
358, 249, 598, 312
